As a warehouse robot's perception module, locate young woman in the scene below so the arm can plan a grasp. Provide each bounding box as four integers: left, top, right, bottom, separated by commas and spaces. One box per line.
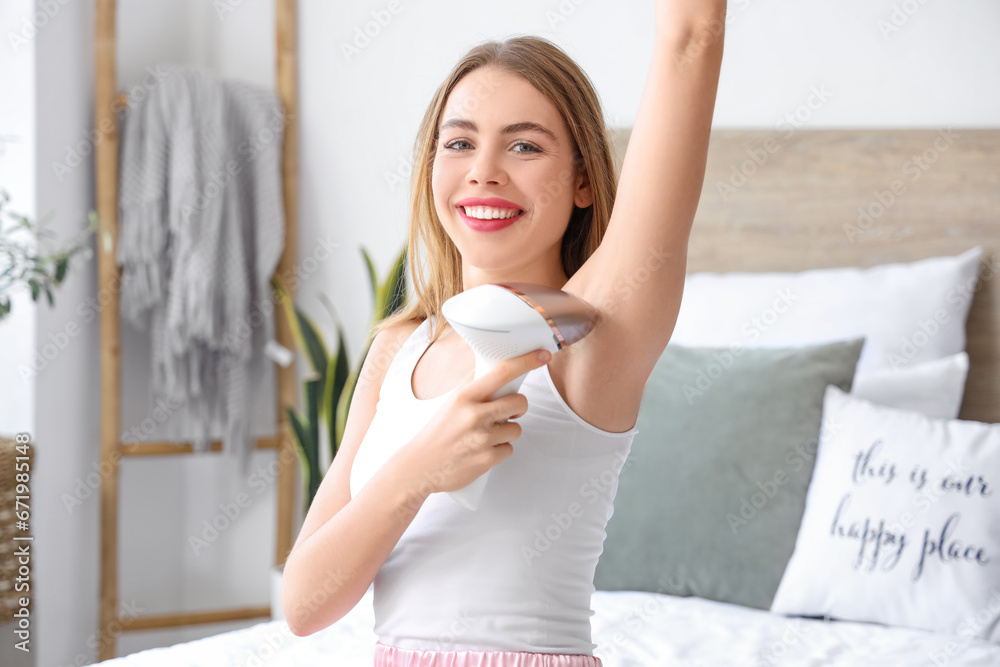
283, 2, 726, 664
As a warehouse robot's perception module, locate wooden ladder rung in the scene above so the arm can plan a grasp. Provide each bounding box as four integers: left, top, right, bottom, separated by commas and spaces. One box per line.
119, 436, 282, 457
119, 606, 272, 632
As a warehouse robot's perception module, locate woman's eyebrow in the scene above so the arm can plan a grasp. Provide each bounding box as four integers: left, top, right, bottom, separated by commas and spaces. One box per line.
438, 118, 558, 143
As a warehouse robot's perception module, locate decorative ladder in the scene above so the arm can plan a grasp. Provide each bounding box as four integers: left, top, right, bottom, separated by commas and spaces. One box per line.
93, 0, 299, 659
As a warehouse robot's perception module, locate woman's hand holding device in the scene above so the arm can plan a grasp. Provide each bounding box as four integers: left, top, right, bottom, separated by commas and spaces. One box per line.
395, 348, 552, 499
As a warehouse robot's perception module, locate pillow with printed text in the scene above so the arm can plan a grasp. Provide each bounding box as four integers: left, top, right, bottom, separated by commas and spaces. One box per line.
770, 385, 1000, 642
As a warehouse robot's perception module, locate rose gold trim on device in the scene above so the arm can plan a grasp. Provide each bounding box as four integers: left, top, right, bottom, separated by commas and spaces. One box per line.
496, 284, 567, 349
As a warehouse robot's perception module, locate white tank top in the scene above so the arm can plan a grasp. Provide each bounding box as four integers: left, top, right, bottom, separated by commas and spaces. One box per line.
349, 316, 638, 654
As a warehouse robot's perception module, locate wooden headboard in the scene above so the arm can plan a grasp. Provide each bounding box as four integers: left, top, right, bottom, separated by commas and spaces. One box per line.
608, 128, 1000, 424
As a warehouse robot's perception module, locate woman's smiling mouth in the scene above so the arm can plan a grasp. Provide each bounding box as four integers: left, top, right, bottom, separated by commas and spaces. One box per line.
455, 197, 526, 232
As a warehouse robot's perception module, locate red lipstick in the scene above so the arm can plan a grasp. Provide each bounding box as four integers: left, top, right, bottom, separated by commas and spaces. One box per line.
455, 197, 525, 233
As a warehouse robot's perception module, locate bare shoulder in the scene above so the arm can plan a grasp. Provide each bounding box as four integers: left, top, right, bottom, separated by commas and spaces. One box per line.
356, 318, 424, 392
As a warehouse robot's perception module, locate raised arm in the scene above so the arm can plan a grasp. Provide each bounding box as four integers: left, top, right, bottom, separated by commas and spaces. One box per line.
564, 0, 726, 383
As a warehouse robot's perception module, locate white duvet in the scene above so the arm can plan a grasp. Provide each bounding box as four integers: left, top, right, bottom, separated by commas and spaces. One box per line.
99, 586, 1000, 666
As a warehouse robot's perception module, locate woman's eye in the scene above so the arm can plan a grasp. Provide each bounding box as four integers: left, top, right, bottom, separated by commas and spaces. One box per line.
512, 141, 541, 154
442, 139, 540, 153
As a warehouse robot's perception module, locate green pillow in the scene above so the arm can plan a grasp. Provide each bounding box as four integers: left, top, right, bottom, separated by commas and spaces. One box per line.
594, 338, 865, 610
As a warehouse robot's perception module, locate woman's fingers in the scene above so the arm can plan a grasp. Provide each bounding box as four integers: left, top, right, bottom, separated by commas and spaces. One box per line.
464, 349, 551, 402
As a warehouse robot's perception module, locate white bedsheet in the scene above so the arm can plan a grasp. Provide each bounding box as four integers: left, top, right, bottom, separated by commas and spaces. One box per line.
99, 586, 1000, 666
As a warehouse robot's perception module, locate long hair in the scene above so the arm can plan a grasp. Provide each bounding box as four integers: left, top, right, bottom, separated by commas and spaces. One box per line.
374, 36, 617, 345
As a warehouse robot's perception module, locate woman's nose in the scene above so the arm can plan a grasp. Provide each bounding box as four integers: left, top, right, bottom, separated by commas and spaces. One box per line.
466, 148, 506, 186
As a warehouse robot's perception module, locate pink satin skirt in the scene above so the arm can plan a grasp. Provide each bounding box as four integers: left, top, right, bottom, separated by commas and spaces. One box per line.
373, 641, 604, 667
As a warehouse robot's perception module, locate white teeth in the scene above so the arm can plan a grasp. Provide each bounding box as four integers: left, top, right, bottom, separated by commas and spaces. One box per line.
462, 206, 522, 220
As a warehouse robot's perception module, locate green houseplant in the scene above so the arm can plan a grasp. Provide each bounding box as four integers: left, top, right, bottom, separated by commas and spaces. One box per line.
273, 244, 407, 518
0, 189, 104, 321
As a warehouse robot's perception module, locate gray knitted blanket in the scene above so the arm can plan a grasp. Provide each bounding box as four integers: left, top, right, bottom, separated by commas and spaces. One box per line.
117, 65, 285, 473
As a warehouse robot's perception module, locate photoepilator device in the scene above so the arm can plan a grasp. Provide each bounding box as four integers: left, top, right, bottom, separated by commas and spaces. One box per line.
440, 282, 599, 511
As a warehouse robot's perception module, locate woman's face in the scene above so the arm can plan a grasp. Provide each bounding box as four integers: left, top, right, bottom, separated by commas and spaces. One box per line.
431, 66, 592, 282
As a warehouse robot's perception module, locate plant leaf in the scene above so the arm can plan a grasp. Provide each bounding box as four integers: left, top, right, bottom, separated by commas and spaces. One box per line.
337, 338, 372, 445
317, 291, 343, 336
322, 351, 339, 463
336, 366, 359, 447
285, 407, 317, 516
296, 307, 328, 381
305, 377, 322, 501
321, 324, 349, 443
55, 256, 68, 283
272, 276, 307, 366
361, 247, 379, 303
382, 246, 408, 320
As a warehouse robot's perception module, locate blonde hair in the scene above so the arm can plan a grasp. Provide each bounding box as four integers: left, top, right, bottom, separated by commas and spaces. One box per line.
375, 36, 617, 345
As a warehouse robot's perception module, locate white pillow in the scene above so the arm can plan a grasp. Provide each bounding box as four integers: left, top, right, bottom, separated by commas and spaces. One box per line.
770, 385, 1000, 642
669, 247, 982, 375
852, 352, 970, 419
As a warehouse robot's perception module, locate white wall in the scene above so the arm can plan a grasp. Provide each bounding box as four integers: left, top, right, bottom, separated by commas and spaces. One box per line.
3, 0, 998, 664
0, 0, 36, 664
0, 0, 36, 434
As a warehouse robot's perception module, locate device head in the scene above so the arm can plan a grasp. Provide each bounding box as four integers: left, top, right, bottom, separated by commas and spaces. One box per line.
441, 282, 598, 361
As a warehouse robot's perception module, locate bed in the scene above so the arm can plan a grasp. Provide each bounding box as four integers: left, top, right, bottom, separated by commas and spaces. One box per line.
98, 583, 1000, 666
98, 128, 1000, 666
